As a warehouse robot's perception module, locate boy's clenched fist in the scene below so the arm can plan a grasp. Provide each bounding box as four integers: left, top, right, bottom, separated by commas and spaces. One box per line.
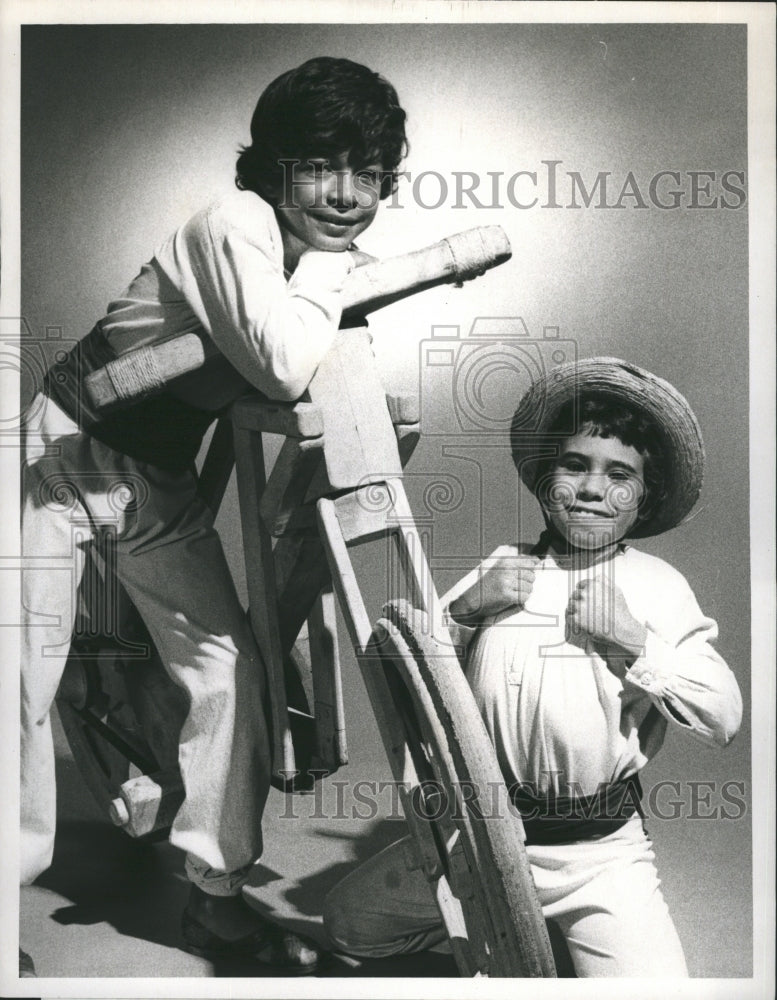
449, 548, 539, 623
565, 577, 648, 668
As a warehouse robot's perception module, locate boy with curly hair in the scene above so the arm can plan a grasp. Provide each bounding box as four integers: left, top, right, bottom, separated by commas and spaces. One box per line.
21, 56, 407, 975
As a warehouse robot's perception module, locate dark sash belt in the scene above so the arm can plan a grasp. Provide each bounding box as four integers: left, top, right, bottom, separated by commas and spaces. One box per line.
509, 773, 644, 846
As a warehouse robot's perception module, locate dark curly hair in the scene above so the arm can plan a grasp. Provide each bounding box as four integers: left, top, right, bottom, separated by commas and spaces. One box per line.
538, 395, 668, 526
236, 57, 408, 202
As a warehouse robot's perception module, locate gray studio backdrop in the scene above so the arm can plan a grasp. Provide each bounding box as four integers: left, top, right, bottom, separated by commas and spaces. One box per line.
21, 22, 750, 976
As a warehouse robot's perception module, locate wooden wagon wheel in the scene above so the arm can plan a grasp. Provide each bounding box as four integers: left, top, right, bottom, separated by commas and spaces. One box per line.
365, 600, 556, 978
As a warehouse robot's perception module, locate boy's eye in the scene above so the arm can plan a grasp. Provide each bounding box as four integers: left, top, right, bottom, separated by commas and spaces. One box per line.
609, 470, 630, 481
559, 459, 586, 473
356, 168, 383, 185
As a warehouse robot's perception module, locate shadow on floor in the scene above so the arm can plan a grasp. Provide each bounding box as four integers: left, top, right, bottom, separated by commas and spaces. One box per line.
35, 757, 192, 953
32, 753, 573, 978
33, 757, 458, 976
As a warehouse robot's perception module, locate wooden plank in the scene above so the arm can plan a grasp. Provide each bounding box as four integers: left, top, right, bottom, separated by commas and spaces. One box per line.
396, 423, 420, 469
396, 785, 444, 881
301, 454, 335, 506
308, 587, 348, 770
109, 767, 185, 839
274, 534, 332, 655
385, 393, 419, 425
232, 423, 293, 777
306, 329, 402, 490
389, 482, 448, 640
329, 483, 400, 545
317, 497, 374, 654
196, 416, 235, 515
318, 500, 416, 789
259, 436, 324, 536
385, 392, 421, 470
231, 397, 324, 439
434, 875, 476, 977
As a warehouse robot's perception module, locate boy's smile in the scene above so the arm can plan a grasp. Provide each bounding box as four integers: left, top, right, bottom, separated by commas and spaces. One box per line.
539, 428, 646, 552
274, 151, 383, 263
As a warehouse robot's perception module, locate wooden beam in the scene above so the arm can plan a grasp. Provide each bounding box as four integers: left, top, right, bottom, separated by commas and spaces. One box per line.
231, 397, 324, 439
232, 422, 293, 777
306, 329, 402, 490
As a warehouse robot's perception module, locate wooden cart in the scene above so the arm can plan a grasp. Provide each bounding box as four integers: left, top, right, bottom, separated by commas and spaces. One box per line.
54, 231, 556, 978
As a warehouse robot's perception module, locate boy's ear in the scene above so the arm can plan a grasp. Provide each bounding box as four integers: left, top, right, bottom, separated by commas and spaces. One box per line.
633, 484, 663, 531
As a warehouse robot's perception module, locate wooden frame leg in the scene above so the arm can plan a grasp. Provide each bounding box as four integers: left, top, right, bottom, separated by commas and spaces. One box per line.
232, 423, 292, 777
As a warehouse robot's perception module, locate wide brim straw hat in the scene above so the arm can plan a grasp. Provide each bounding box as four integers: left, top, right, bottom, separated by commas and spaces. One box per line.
510, 357, 705, 539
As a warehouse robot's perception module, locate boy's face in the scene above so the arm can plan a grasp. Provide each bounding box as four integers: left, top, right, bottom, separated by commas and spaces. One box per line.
274, 150, 382, 254
538, 427, 646, 551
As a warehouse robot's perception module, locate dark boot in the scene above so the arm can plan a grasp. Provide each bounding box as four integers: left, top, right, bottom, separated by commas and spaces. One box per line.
181, 884, 325, 975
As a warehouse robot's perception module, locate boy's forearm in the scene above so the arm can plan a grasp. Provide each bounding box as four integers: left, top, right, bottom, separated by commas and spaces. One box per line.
441, 558, 495, 626
447, 588, 482, 625
206, 247, 353, 401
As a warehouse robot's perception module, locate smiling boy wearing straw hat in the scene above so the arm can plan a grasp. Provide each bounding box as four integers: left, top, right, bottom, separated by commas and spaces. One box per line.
324, 356, 743, 977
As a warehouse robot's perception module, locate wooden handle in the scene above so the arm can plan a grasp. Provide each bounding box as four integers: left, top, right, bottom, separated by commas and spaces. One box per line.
85, 225, 512, 409
85, 334, 207, 409
342, 225, 511, 317
109, 767, 185, 838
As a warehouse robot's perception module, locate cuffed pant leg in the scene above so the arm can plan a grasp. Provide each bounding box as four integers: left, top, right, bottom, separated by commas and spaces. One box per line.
323, 836, 446, 958
112, 465, 271, 884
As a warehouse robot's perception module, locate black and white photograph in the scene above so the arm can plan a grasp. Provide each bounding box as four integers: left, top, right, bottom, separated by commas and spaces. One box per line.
1, 2, 774, 997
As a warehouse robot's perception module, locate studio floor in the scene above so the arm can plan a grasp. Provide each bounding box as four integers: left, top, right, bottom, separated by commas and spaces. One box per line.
17, 688, 749, 983
19, 711, 459, 980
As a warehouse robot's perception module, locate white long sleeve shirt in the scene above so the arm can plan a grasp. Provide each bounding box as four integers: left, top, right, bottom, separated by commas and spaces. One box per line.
443, 544, 742, 797
43, 190, 354, 470
101, 189, 354, 407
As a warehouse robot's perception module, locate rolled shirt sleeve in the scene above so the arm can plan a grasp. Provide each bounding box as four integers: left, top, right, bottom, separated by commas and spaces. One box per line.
623, 561, 743, 749
155, 191, 353, 401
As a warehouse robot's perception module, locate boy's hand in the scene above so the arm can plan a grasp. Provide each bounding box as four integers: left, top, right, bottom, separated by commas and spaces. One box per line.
449, 552, 539, 624
565, 578, 647, 669
348, 248, 379, 268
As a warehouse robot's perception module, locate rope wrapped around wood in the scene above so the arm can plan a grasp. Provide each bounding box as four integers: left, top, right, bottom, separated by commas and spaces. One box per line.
105, 344, 167, 401
444, 228, 492, 281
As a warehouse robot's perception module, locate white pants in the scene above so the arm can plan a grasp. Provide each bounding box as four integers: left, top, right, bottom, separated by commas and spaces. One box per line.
21, 396, 271, 894
324, 816, 688, 977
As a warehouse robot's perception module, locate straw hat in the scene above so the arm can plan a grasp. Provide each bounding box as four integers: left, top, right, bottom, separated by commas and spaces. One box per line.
509, 357, 705, 539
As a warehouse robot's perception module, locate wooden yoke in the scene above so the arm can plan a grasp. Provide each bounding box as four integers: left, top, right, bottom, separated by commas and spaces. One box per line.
57, 225, 558, 977
232, 327, 422, 783
84, 226, 511, 410
229, 228, 511, 785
